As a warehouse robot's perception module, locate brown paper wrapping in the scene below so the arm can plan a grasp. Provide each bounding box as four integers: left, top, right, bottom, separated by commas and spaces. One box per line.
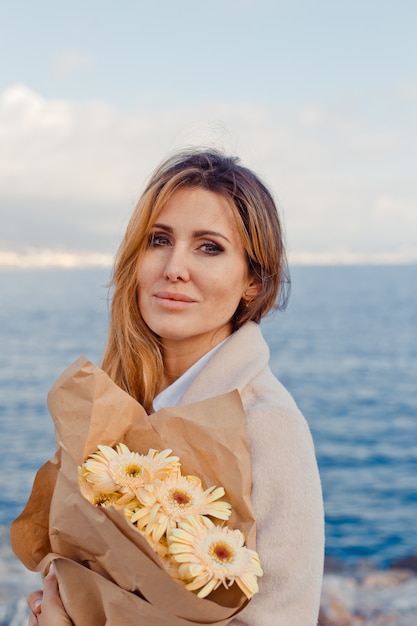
11, 356, 256, 625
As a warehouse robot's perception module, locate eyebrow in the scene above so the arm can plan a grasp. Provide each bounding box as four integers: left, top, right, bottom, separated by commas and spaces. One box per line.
151, 223, 232, 244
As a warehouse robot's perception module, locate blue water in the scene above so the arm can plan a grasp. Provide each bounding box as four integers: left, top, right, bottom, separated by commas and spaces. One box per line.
1, 266, 416, 567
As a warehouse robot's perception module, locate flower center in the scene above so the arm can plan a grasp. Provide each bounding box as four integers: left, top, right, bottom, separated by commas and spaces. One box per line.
93, 495, 112, 507
209, 540, 235, 564
124, 464, 143, 478
169, 488, 192, 507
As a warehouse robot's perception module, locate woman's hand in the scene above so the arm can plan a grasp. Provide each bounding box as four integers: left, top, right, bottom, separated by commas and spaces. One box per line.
27, 563, 72, 625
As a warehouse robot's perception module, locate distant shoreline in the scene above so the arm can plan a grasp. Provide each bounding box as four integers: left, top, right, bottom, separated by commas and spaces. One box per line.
1, 249, 417, 268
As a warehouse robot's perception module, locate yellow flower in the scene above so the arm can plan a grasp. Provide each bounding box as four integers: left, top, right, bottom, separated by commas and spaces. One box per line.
123, 497, 142, 520
131, 474, 231, 542
168, 517, 263, 599
125, 507, 170, 558
78, 466, 124, 508
81, 444, 180, 499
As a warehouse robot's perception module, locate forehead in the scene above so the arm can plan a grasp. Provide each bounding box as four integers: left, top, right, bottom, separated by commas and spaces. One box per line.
155, 187, 238, 230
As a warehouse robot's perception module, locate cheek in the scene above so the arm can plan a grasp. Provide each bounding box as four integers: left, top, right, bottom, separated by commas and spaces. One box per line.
209, 270, 247, 307
135, 274, 151, 315
136, 256, 156, 291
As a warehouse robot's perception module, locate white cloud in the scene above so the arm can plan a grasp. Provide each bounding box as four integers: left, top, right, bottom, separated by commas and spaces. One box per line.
0, 84, 416, 263
0, 249, 113, 268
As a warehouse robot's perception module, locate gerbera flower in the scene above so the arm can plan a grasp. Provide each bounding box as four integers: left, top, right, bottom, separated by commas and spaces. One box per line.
131, 474, 231, 542
125, 507, 170, 559
123, 497, 142, 521
168, 517, 263, 599
81, 444, 180, 499
78, 466, 124, 508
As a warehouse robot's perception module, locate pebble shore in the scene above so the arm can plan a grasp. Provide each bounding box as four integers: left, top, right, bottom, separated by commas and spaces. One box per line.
319, 556, 417, 625
1, 527, 416, 626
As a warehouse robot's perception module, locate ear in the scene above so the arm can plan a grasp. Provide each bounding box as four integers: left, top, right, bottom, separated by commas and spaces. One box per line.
243, 278, 262, 302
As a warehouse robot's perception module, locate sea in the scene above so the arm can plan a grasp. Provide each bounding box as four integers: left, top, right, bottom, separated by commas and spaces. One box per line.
1, 265, 416, 568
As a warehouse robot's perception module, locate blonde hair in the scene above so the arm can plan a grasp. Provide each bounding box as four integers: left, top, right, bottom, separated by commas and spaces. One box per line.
101, 148, 290, 411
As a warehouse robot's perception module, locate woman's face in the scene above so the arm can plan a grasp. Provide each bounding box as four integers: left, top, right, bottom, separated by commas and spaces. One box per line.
136, 187, 257, 359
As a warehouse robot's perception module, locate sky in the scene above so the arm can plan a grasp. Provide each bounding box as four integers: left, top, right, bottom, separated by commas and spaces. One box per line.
1, 0, 417, 266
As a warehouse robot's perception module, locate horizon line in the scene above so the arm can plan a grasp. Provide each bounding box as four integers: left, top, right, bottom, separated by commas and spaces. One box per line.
0, 248, 417, 269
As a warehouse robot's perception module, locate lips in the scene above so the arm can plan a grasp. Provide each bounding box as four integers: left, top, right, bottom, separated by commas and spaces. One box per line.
154, 291, 195, 303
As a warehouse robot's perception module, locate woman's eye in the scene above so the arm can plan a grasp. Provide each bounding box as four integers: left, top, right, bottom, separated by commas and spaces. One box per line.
149, 233, 171, 247
200, 241, 224, 255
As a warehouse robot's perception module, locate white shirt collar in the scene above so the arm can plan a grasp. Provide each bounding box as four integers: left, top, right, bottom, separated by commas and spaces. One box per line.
152, 338, 229, 412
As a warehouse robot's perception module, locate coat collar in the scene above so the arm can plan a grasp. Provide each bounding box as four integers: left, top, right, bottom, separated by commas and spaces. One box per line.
179, 321, 270, 405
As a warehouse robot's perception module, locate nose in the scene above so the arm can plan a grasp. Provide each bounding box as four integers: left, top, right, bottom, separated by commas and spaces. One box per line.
163, 245, 190, 282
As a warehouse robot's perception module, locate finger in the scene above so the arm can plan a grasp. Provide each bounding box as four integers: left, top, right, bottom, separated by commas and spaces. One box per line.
42, 562, 69, 616
42, 567, 62, 608
27, 591, 43, 615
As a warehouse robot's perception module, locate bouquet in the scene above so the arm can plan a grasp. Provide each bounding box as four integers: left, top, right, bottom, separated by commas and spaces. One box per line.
11, 356, 260, 625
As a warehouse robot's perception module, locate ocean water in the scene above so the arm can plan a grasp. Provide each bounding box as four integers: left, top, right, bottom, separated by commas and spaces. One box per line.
1, 265, 416, 567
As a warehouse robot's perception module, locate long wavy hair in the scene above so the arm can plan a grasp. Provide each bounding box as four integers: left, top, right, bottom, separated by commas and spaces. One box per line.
101, 148, 290, 411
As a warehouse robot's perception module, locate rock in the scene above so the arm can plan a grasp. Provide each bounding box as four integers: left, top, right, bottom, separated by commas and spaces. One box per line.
356, 575, 417, 615
318, 600, 356, 625
319, 574, 357, 625
319, 569, 417, 626
389, 554, 417, 574
324, 555, 348, 574
362, 569, 414, 587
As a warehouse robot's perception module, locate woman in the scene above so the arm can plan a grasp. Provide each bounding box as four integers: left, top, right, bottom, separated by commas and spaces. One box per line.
27, 148, 324, 625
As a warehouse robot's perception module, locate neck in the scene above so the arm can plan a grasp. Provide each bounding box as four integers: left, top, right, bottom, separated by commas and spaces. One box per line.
158, 329, 231, 393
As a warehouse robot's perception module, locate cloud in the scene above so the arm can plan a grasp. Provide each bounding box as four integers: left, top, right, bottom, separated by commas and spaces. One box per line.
49, 50, 94, 80
0, 84, 416, 263
0, 249, 113, 268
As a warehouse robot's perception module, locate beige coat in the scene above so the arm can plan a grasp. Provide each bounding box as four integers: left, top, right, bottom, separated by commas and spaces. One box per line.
180, 321, 324, 626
